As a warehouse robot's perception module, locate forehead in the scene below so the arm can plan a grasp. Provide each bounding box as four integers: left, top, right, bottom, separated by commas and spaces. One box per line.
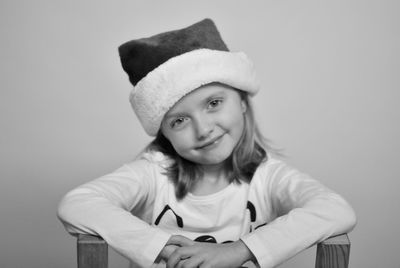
165, 83, 238, 116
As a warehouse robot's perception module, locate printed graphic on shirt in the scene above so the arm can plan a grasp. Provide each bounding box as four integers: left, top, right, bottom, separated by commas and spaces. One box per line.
194, 235, 233, 244
247, 201, 256, 222
154, 200, 268, 244
247, 200, 268, 232
154, 204, 183, 228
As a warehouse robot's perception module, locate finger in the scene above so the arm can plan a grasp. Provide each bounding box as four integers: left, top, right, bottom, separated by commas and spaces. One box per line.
167, 247, 192, 268
176, 255, 204, 268
159, 244, 179, 260
167, 235, 195, 247
199, 262, 213, 268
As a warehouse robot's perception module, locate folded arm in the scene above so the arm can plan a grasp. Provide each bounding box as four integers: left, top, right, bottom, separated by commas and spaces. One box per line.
57, 159, 171, 267
241, 160, 357, 267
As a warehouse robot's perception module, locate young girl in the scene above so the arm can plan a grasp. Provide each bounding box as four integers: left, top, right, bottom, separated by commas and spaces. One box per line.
58, 19, 356, 268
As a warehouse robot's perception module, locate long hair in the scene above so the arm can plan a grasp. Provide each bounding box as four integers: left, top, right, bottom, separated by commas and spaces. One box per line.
146, 89, 271, 200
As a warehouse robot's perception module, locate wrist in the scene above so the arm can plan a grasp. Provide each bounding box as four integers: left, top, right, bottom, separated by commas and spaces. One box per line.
231, 239, 257, 265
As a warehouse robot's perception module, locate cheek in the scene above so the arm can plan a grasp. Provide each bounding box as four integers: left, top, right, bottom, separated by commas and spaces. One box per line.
232, 116, 245, 137
166, 130, 194, 153
161, 124, 192, 151
222, 108, 245, 133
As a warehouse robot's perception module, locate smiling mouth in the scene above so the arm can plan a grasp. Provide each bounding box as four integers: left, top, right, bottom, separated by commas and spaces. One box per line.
196, 134, 224, 150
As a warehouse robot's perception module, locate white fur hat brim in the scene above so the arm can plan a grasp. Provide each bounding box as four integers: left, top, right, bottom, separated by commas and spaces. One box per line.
130, 48, 260, 136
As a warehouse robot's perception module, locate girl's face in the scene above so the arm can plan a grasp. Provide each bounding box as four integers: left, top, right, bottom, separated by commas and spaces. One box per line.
161, 83, 246, 168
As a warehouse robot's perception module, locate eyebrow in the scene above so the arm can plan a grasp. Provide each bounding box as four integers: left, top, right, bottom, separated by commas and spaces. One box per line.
164, 90, 227, 119
204, 91, 227, 102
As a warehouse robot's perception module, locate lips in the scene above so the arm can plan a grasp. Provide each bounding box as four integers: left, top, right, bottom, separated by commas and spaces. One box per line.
196, 134, 224, 150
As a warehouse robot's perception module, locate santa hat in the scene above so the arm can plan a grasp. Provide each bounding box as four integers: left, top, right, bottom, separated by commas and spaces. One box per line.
119, 18, 260, 136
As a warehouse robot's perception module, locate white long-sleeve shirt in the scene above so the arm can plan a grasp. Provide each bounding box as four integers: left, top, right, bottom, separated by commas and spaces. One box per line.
57, 151, 356, 267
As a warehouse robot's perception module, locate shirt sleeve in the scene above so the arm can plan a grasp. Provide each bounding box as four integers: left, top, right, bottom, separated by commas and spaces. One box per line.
241, 159, 357, 268
57, 158, 171, 267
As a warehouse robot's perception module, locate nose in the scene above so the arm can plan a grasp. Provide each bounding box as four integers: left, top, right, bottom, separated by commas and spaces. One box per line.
193, 115, 213, 140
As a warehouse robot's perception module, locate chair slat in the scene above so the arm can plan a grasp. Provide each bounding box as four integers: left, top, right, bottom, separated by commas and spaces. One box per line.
315, 233, 350, 268
77, 234, 108, 268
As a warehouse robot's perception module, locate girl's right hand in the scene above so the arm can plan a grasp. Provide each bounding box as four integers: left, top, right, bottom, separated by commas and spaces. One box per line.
163, 235, 255, 268
159, 235, 195, 262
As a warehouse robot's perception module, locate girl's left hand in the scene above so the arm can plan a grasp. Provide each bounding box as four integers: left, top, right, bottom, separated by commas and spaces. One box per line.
166, 239, 255, 268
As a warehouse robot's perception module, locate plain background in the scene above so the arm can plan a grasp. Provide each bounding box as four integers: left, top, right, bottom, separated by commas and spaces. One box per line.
1, 0, 399, 267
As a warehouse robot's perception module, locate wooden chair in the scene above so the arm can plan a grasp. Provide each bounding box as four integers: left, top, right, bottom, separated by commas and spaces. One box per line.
77, 233, 350, 268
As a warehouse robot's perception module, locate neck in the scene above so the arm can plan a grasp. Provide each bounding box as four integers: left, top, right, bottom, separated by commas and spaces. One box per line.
189, 162, 230, 196
200, 162, 228, 180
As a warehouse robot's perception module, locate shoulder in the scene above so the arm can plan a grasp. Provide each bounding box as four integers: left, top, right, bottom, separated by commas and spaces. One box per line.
251, 156, 307, 189
124, 150, 173, 172
254, 156, 297, 177
124, 150, 173, 185
137, 150, 173, 167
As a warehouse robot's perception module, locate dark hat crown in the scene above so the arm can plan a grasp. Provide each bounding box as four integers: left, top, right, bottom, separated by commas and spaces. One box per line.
119, 19, 229, 86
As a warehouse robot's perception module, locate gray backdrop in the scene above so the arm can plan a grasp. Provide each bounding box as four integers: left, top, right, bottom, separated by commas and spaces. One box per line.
1, 1, 398, 267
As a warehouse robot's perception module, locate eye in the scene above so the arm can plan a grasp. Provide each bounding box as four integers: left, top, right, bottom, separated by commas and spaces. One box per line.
207, 99, 223, 109
170, 117, 188, 129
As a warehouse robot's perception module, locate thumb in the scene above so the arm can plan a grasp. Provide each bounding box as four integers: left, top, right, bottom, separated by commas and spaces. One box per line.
158, 244, 178, 260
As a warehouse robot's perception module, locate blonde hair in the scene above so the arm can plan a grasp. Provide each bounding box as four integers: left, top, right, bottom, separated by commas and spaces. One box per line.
146, 89, 270, 199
